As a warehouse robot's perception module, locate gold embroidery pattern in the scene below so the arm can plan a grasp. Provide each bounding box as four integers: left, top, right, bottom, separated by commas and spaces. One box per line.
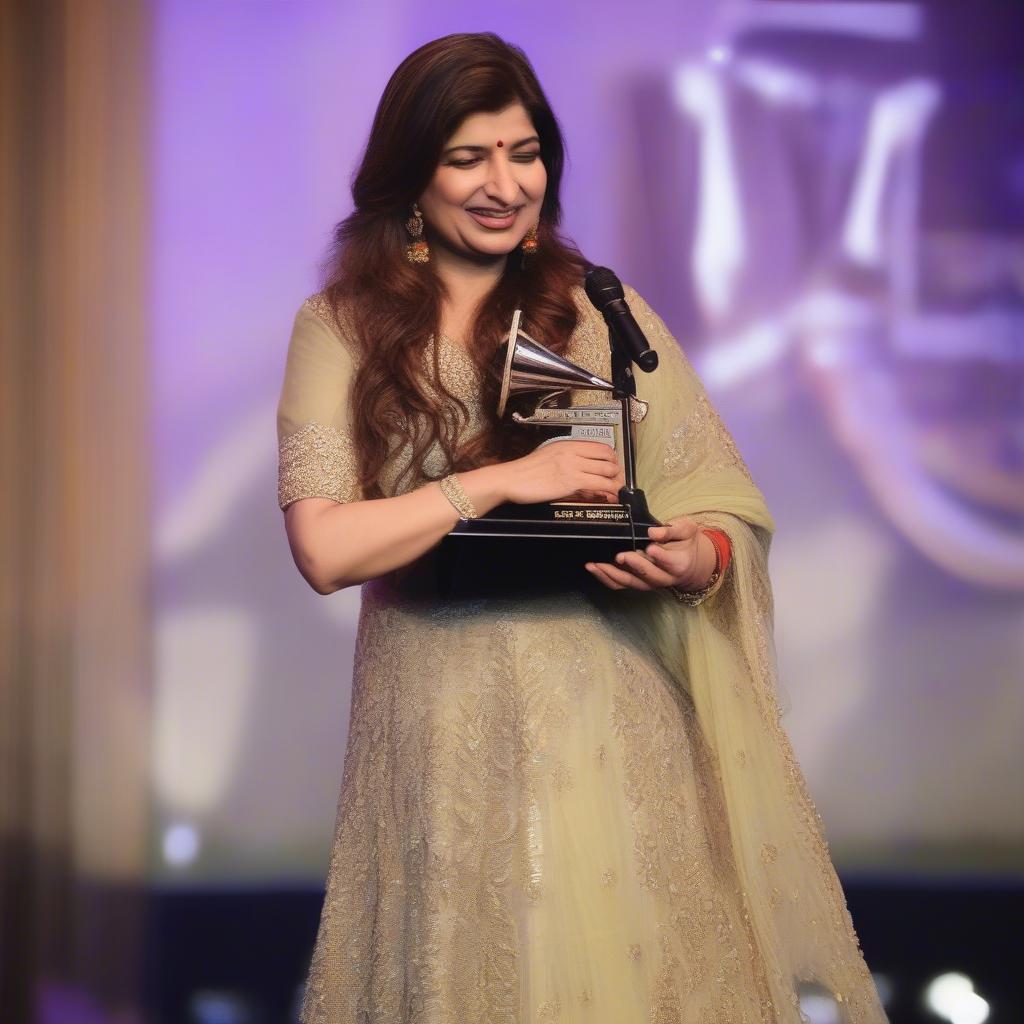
616, 286, 754, 488
661, 391, 751, 481
550, 761, 573, 792
661, 379, 752, 482
435, 334, 484, 406
301, 595, 524, 1023
303, 292, 342, 333
278, 422, 360, 509
538, 997, 561, 1018
295, 286, 888, 1024
659, 509, 883, 1018
607, 635, 773, 1021
726, 524, 880, 1011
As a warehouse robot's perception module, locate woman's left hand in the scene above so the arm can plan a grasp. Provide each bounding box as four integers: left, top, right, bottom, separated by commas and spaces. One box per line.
585, 516, 716, 592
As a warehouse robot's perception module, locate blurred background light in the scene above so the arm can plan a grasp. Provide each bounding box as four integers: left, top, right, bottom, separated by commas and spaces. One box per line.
163, 822, 201, 868
924, 972, 990, 1024
187, 990, 257, 1024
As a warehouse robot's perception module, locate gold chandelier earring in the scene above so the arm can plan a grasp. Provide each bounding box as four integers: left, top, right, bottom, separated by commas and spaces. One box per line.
405, 203, 430, 264
521, 223, 539, 258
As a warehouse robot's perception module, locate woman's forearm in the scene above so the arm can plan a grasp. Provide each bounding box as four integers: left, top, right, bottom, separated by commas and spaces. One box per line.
285, 464, 508, 594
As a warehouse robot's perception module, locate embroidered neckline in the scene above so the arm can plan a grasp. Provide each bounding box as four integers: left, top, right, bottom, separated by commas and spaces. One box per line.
436, 332, 474, 362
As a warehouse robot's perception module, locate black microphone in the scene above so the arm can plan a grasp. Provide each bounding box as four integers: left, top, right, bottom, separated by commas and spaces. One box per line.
584, 265, 659, 373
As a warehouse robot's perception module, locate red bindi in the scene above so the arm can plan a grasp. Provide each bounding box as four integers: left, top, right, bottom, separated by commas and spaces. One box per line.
496, 140, 503, 148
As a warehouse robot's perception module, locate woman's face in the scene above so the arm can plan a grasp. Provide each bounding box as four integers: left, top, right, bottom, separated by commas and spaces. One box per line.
417, 103, 547, 263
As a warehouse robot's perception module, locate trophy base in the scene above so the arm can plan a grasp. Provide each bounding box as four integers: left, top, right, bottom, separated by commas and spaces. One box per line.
439, 501, 659, 597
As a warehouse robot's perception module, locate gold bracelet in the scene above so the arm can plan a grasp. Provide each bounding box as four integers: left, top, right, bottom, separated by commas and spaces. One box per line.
439, 473, 478, 520
671, 529, 722, 607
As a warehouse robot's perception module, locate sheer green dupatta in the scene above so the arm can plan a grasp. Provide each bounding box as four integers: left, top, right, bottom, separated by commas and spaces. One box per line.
623, 291, 888, 1023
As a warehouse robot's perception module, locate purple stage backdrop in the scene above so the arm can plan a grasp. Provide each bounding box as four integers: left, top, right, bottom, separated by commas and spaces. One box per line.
149, 1, 1024, 884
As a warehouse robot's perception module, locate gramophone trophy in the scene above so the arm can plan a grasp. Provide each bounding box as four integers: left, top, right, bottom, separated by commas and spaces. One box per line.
443, 267, 662, 579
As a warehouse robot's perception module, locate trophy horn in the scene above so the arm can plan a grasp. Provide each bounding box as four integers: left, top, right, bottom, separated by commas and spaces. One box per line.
497, 309, 615, 417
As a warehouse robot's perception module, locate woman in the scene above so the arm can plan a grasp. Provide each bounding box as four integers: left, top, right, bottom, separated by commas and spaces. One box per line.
277, 32, 887, 1024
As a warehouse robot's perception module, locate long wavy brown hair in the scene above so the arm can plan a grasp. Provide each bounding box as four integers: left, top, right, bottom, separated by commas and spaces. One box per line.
319, 32, 588, 498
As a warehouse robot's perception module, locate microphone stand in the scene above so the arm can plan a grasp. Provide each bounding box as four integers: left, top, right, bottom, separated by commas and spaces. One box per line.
609, 331, 660, 549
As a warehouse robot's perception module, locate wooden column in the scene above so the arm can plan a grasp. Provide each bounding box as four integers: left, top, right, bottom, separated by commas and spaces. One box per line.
0, 1, 152, 1017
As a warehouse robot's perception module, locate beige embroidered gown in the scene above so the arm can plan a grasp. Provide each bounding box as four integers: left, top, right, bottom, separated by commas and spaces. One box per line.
276, 286, 889, 1024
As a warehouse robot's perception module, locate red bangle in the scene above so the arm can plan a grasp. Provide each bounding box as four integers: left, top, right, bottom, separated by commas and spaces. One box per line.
702, 528, 732, 575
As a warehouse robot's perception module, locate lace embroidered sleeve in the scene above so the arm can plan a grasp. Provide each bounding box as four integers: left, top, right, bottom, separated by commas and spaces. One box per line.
276, 295, 361, 510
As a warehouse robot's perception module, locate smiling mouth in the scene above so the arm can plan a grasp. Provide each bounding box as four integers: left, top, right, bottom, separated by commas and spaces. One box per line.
467, 206, 522, 222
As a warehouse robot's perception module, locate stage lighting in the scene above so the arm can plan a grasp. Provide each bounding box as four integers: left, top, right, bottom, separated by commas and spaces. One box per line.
924, 972, 990, 1024
188, 990, 256, 1024
163, 820, 200, 867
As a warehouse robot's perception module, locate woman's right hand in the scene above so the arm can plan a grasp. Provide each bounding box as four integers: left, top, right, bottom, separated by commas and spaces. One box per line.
495, 440, 624, 505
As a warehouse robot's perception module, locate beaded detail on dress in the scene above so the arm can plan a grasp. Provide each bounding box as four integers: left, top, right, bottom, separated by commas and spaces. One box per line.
280, 285, 889, 1024
278, 422, 360, 509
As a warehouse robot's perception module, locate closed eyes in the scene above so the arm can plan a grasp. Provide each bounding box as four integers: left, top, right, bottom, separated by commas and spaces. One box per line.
447, 152, 541, 169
